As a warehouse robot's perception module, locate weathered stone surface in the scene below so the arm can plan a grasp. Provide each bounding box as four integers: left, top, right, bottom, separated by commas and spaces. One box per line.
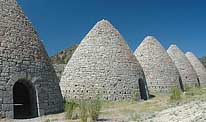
0, 0, 64, 118
186, 52, 206, 85
167, 45, 199, 88
60, 20, 149, 101
134, 36, 181, 93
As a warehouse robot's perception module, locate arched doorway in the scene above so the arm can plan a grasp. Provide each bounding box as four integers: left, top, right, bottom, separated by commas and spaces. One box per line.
179, 77, 184, 91
197, 78, 200, 87
13, 80, 38, 119
138, 78, 148, 100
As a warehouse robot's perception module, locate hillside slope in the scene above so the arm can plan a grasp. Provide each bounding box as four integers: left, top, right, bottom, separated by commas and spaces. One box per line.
200, 56, 206, 68
50, 45, 78, 64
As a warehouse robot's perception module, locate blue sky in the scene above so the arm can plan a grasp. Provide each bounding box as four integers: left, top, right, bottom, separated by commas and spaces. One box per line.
17, 0, 206, 57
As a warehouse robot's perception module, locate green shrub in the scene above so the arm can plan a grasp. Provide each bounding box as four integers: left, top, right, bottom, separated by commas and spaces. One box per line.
170, 86, 181, 101
64, 96, 102, 121
88, 97, 102, 121
79, 100, 88, 122
64, 100, 78, 119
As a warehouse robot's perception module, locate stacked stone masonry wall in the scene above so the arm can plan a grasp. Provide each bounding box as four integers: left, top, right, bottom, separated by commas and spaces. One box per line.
134, 36, 180, 92
167, 45, 199, 88
186, 52, 206, 85
60, 20, 148, 101
0, 0, 63, 118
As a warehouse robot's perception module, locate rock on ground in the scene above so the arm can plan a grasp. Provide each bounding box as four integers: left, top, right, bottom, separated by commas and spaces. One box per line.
144, 100, 206, 122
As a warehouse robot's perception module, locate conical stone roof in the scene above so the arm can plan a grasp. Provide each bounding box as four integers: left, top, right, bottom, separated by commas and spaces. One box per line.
0, 0, 63, 118
60, 20, 148, 101
134, 36, 181, 92
186, 52, 206, 85
167, 45, 199, 87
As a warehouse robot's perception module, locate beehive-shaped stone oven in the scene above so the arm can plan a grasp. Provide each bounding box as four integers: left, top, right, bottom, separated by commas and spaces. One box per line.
60, 20, 149, 101
167, 45, 199, 88
186, 52, 206, 85
0, 0, 64, 119
134, 36, 181, 92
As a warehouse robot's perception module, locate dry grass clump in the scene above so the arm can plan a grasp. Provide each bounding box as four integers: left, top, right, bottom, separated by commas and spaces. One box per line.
170, 86, 182, 101
64, 97, 102, 122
